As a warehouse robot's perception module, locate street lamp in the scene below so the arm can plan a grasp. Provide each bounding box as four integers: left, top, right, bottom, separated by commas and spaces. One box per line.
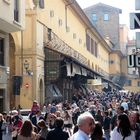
24, 60, 29, 72
24, 60, 33, 76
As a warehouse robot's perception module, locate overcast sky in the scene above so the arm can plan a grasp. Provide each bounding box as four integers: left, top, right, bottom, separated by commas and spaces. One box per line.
76, 0, 135, 39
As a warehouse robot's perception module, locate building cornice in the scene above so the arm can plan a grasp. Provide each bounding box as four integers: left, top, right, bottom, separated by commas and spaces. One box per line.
111, 50, 124, 57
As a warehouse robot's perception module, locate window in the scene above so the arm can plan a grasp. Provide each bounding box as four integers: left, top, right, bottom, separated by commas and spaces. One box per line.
91, 38, 94, 54
0, 38, 4, 66
14, 0, 19, 22
48, 28, 52, 41
92, 14, 97, 21
86, 33, 98, 56
104, 13, 109, 21
39, 0, 44, 9
86, 33, 90, 51
73, 33, 76, 39
50, 10, 54, 17
88, 60, 90, 66
126, 80, 131, 86
92, 63, 94, 69
79, 39, 82, 44
94, 41, 98, 57
138, 81, 140, 87
58, 19, 62, 26
66, 26, 70, 32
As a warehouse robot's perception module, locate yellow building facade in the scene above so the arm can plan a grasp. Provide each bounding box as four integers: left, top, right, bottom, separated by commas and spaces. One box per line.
125, 78, 140, 93
109, 51, 122, 74
10, 0, 123, 109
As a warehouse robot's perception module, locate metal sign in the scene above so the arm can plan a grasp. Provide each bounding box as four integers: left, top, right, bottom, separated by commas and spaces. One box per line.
135, 0, 140, 10
136, 55, 140, 67
130, 13, 140, 29
136, 32, 140, 48
127, 54, 140, 67
128, 55, 136, 67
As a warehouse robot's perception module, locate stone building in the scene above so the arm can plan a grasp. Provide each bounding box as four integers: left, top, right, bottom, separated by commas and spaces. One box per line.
84, 3, 128, 89
9, 0, 123, 109
124, 39, 140, 93
0, 0, 25, 112
84, 3, 122, 50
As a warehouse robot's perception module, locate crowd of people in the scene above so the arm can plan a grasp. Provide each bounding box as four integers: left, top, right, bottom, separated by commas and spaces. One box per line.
0, 90, 140, 140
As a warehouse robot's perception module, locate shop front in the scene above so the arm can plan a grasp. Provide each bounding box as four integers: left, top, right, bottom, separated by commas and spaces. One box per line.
43, 27, 116, 103
44, 47, 104, 103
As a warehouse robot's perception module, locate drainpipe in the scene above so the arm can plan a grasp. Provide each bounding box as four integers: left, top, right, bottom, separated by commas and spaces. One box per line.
21, 31, 23, 76
44, 47, 47, 103
65, 0, 75, 31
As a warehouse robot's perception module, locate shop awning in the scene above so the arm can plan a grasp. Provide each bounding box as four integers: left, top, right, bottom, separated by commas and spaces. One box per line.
87, 78, 102, 85
47, 84, 62, 98
64, 55, 103, 78
102, 77, 122, 90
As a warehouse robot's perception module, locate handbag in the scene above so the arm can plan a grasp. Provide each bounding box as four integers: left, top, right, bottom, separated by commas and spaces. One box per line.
12, 130, 18, 138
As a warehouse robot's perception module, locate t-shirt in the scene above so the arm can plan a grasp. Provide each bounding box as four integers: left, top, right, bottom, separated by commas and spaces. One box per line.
110, 127, 136, 140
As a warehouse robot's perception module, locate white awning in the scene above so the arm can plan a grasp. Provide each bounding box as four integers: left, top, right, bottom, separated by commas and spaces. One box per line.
66, 62, 71, 76
81, 68, 87, 76
71, 63, 81, 76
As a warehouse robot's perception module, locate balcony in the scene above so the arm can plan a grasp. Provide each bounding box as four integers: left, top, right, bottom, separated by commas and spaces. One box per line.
0, 18, 23, 33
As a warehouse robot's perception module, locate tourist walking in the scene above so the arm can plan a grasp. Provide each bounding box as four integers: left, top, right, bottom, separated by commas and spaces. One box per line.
70, 112, 95, 140
17, 120, 37, 140
91, 121, 106, 140
46, 117, 69, 140
110, 114, 135, 140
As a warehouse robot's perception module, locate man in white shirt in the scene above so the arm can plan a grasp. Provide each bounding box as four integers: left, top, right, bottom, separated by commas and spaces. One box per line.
70, 112, 95, 140
121, 98, 128, 111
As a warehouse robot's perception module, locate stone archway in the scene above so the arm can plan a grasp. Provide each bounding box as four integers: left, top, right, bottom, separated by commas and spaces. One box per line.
9, 33, 21, 109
